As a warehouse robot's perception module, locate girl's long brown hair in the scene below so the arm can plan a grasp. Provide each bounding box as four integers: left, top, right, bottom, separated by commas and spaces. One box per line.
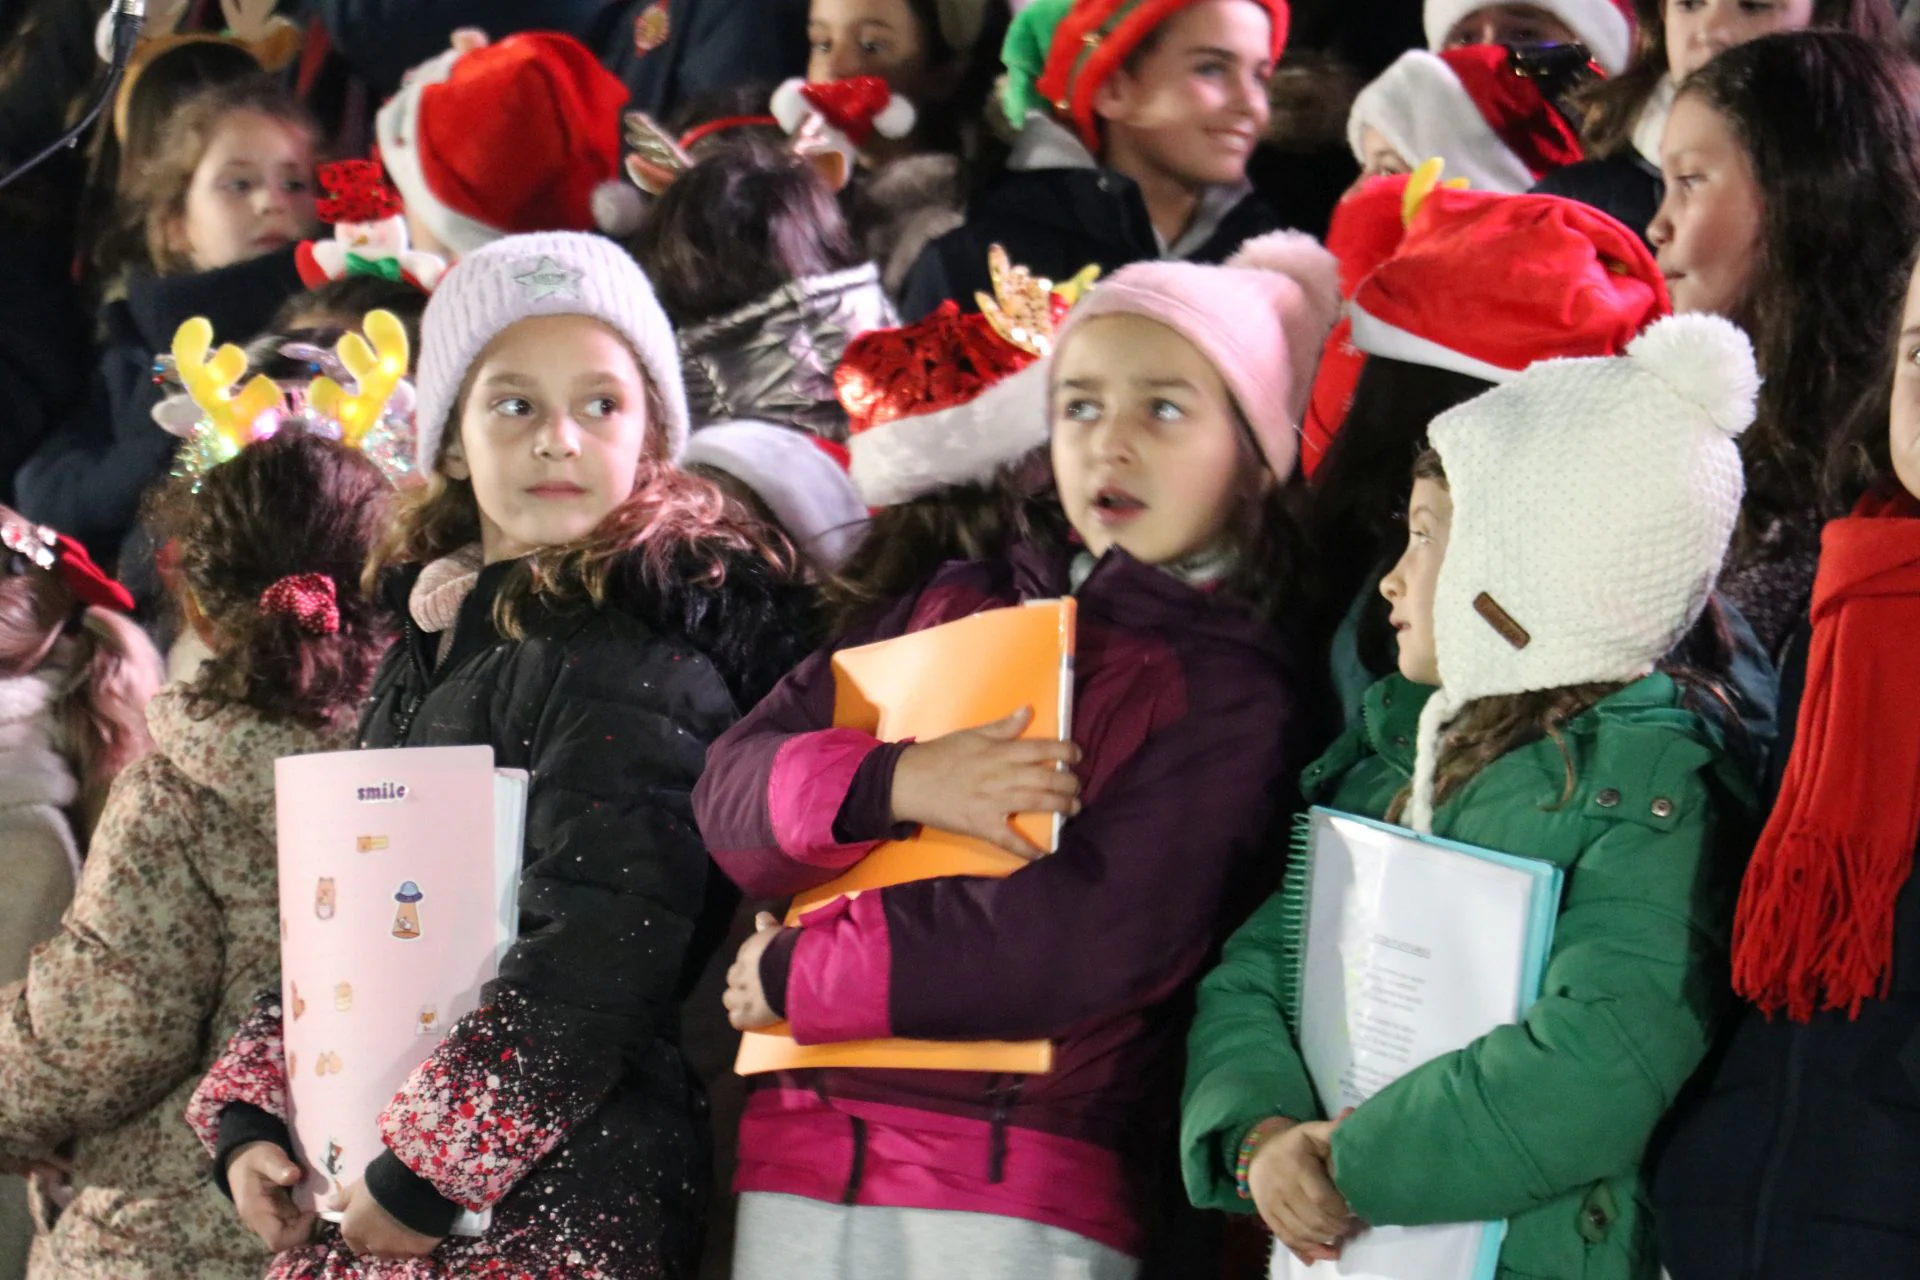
1682, 32, 1920, 543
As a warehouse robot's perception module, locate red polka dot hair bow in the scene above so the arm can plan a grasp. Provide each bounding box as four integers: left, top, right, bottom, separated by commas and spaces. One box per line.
259, 574, 341, 636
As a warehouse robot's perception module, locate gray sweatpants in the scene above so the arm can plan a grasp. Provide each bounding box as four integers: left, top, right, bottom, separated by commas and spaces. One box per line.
731, 1192, 1141, 1280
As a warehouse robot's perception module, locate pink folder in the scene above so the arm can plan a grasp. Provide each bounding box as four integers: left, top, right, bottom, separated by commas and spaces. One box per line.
274, 745, 525, 1235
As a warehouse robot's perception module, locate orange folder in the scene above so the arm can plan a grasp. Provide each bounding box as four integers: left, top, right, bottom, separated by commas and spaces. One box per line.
734, 599, 1076, 1076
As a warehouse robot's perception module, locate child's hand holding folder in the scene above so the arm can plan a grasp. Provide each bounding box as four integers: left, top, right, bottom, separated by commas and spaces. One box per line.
889, 705, 1083, 858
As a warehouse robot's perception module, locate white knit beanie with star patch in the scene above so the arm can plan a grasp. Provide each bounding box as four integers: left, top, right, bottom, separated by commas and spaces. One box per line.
414, 231, 689, 470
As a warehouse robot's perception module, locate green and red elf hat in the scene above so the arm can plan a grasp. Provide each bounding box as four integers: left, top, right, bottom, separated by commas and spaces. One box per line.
1003, 0, 1291, 154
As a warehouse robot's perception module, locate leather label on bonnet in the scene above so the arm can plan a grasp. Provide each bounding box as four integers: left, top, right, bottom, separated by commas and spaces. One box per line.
1473, 592, 1532, 650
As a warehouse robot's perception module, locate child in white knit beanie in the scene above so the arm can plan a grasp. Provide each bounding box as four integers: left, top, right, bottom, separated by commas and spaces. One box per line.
1182, 312, 1765, 1280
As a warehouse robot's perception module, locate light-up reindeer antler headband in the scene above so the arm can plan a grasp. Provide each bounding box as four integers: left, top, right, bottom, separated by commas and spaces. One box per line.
158, 309, 419, 490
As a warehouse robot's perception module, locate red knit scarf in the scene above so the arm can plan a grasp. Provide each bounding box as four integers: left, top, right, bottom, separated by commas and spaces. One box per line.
1733, 489, 1920, 1021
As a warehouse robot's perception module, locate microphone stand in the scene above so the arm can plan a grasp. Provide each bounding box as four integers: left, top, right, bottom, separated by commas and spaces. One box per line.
0, 0, 148, 192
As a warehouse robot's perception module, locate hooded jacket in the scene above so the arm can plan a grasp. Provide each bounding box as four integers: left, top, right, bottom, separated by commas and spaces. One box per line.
680, 264, 895, 444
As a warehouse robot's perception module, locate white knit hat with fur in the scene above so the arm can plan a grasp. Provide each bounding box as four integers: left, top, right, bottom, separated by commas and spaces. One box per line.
414, 231, 689, 469
1408, 313, 1758, 831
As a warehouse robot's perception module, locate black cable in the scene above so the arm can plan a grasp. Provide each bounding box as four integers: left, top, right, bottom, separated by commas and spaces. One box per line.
0, 0, 147, 192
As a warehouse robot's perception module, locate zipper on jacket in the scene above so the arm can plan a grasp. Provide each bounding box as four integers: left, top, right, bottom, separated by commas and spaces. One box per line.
840, 1116, 868, 1205
985, 1075, 1024, 1184
391, 616, 429, 742
1744, 1024, 1809, 1277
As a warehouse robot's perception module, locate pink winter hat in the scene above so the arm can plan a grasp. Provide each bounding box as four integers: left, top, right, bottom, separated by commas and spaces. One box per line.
1057, 232, 1341, 480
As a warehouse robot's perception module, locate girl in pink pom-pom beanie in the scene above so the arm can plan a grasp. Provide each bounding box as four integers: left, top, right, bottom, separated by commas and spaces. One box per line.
694, 231, 1341, 1278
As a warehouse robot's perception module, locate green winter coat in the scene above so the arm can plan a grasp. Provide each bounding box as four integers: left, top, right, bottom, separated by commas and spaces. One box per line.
1181, 673, 1755, 1280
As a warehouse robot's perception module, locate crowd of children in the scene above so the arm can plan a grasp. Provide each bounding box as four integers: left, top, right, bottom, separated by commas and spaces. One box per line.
0, 0, 1918, 1277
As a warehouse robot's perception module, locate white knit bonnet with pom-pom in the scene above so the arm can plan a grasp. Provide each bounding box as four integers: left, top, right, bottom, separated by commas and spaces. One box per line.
1408, 312, 1759, 831
1056, 231, 1342, 480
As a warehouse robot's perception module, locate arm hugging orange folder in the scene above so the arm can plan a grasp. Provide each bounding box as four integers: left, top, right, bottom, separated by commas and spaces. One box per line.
734, 599, 1075, 1076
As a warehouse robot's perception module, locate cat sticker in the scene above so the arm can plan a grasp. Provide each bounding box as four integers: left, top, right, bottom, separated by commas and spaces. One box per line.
322, 1139, 344, 1180
315, 1051, 343, 1077
314, 878, 336, 921
416, 1004, 439, 1037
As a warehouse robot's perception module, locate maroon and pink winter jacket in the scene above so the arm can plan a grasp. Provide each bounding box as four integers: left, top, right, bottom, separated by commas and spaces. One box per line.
692, 543, 1310, 1256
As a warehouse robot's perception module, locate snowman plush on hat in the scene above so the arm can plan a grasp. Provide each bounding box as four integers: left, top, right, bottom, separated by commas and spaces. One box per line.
771, 76, 916, 192
295, 160, 448, 291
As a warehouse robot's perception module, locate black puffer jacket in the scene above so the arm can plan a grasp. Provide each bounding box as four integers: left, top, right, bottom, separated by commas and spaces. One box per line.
1532, 153, 1663, 247
1653, 621, 1920, 1280
213, 542, 814, 1279
899, 117, 1286, 320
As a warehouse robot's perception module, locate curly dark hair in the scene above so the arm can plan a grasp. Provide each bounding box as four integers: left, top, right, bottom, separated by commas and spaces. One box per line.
147, 428, 394, 732
1679, 31, 1920, 538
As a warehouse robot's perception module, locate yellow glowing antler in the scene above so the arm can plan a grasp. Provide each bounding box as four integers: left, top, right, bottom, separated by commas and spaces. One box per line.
171, 318, 280, 452
309, 309, 409, 446
1401, 157, 1471, 227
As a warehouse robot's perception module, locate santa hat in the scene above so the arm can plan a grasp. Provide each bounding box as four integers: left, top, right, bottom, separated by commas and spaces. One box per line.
1007, 0, 1291, 153
314, 160, 404, 225
838, 302, 1049, 507
1350, 187, 1668, 383
1300, 173, 1424, 479
771, 76, 916, 148
375, 32, 628, 258
1348, 46, 1585, 195
1423, 0, 1634, 73
682, 422, 868, 569
1058, 231, 1340, 480
1408, 315, 1756, 831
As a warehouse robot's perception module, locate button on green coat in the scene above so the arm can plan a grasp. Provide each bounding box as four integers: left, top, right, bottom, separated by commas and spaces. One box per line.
1181, 673, 1756, 1280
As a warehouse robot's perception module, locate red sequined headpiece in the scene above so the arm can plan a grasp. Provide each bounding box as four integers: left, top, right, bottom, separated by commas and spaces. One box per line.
315, 159, 405, 225
835, 302, 1036, 437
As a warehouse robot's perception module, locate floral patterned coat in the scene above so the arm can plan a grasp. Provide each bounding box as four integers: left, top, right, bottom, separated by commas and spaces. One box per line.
0, 684, 347, 1280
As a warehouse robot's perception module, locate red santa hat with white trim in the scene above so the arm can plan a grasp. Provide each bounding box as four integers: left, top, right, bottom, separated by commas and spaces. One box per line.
772, 76, 916, 157
1349, 186, 1670, 384
1424, 0, 1634, 72
836, 301, 1048, 507
375, 32, 629, 258
1349, 45, 1585, 195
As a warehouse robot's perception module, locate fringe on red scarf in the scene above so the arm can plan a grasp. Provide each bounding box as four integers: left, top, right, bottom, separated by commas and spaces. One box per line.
1731, 488, 1920, 1021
